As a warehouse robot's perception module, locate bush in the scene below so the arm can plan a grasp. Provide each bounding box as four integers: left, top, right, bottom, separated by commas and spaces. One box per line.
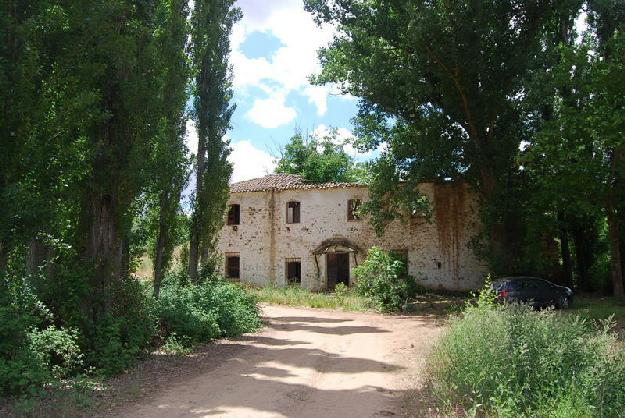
28, 326, 83, 380
0, 276, 83, 396
428, 288, 625, 417
352, 247, 417, 312
156, 276, 261, 347
85, 278, 157, 376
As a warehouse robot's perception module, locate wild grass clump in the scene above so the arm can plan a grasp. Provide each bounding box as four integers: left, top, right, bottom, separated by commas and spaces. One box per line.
428, 287, 625, 417
247, 284, 370, 311
157, 276, 262, 347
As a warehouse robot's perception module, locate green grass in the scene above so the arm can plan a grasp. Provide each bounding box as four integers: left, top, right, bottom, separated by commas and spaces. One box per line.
570, 295, 625, 321
243, 284, 468, 317
427, 296, 625, 417
243, 284, 371, 312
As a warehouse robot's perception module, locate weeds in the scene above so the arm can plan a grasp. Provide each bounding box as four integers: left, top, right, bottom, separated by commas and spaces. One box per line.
427, 287, 625, 417
245, 284, 370, 312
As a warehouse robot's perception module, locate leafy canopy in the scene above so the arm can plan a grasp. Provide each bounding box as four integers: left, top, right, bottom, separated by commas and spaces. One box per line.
275, 130, 366, 183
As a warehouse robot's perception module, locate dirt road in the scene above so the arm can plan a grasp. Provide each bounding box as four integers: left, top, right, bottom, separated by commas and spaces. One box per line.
111, 305, 442, 418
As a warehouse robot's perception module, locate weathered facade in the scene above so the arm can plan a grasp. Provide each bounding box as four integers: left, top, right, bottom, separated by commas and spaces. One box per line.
217, 174, 488, 291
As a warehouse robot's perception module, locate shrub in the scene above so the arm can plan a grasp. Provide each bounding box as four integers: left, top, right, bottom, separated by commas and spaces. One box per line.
353, 247, 417, 312
203, 278, 262, 337
0, 276, 83, 395
428, 289, 625, 417
157, 283, 221, 345
156, 276, 261, 347
85, 278, 157, 376
28, 326, 83, 379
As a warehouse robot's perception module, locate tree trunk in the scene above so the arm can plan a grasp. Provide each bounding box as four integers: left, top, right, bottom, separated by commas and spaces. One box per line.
83, 192, 124, 322
0, 241, 7, 276
188, 139, 206, 283
558, 213, 573, 287
477, 163, 512, 273
26, 238, 47, 276
571, 218, 597, 292
606, 205, 625, 299
153, 192, 169, 298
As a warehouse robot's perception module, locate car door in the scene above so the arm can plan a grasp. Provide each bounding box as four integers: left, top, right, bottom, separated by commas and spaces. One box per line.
529, 279, 553, 307
509, 279, 530, 303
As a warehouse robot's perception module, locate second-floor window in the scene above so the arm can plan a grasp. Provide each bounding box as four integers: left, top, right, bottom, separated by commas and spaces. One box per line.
227, 204, 240, 225
286, 201, 300, 224
347, 199, 362, 220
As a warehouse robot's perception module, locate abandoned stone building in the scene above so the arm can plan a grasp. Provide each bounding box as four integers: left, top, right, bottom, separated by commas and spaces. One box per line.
216, 173, 488, 291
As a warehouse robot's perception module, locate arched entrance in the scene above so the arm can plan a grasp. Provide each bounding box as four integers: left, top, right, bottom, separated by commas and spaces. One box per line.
312, 239, 361, 291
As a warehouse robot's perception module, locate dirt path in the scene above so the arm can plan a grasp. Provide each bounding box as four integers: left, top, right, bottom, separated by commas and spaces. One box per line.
109, 305, 442, 418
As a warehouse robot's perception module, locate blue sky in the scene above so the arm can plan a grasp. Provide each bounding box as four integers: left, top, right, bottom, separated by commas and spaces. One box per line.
186, 0, 362, 183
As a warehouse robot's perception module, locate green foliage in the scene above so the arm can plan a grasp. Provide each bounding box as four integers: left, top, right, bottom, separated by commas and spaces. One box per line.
304, 0, 582, 260
428, 293, 625, 416
85, 278, 157, 376
187, 0, 240, 281
275, 130, 362, 183
352, 247, 417, 312
157, 276, 261, 347
28, 326, 83, 380
160, 333, 192, 356
246, 284, 370, 312
0, 275, 83, 396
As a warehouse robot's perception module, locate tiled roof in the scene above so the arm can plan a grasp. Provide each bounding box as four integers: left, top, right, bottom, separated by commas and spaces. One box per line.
229, 174, 364, 193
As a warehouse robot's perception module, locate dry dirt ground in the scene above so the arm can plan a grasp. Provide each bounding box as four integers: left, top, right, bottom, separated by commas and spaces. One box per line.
105, 304, 443, 418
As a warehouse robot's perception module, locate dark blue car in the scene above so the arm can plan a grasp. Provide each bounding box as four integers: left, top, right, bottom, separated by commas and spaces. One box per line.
491, 277, 573, 309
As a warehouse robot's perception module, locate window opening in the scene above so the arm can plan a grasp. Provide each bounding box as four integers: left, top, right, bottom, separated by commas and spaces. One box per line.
286, 201, 300, 224
227, 204, 240, 225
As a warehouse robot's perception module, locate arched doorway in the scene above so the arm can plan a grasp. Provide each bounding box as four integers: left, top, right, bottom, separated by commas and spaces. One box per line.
312, 238, 361, 291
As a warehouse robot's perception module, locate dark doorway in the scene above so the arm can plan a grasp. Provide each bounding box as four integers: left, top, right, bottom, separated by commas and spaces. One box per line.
286, 259, 301, 285
226, 255, 240, 279
327, 252, 350, 290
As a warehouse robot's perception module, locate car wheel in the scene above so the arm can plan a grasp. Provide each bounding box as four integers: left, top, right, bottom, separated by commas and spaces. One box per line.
557, 295, 570, 309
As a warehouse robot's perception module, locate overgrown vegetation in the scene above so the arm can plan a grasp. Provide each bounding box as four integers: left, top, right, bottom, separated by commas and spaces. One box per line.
158, 277, 261, 346
0, 0, 244, 402
248, 248, 424, 313
353, 247, 421, 312
305, 0, 625, 298
428, 287, 625, 417
0, 271, 260, 398
247, 284, 370, 312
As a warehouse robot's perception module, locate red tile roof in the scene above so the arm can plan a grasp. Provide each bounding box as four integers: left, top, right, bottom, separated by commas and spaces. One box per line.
229, 174, 364, 193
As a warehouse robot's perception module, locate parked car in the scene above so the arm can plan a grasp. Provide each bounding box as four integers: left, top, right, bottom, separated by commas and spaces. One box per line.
491, 277, 573, 309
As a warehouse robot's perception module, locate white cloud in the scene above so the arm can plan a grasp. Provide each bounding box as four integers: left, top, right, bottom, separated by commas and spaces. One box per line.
229, 141, 276, 182
232, 0, 340, 122
303, 85, 328, 116
246, 93, 297, 128
311, 124, 373, 158
185, 120, 199, 155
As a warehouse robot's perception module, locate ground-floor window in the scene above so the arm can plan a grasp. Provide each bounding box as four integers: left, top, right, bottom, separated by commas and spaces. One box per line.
226, 253, 240, 279
285, 258, 302, 284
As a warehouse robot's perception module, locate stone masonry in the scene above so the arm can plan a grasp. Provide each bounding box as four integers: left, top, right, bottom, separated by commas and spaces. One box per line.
217, 174, 488, 291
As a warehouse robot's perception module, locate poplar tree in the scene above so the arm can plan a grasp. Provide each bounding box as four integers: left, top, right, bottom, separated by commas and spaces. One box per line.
151, 0, 191, 298
188, 0, 240, 282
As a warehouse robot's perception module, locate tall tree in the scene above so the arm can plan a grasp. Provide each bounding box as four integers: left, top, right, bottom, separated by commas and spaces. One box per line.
0, 0, 43, 274
526, 22, 625, 297
150, 0, 190, 298
70, 0, 163, 321
188, 0, 240, 282
304, 0, 581, 272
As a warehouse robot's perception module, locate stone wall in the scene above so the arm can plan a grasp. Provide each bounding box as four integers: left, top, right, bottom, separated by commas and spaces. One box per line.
217, 183, 488, 291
